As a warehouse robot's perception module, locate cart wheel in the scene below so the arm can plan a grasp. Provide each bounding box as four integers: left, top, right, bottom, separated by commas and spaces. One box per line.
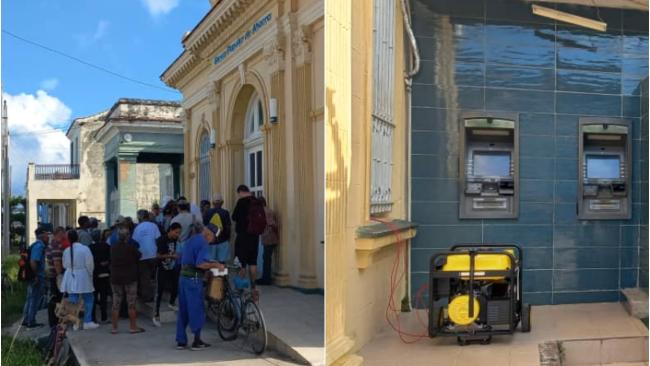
521, 303, 531, 333
457, 337, 467, 346
481, 336, 492, 345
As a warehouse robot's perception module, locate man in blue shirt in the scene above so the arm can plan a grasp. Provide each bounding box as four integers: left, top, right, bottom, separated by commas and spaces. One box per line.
22, 227, 49, 328
175, 223, 224, 350
132, 210, 161, 302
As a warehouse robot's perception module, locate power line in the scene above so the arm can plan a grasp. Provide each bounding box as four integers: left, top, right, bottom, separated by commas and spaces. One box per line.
2, 29, 180, 94
11, 127, 69, 136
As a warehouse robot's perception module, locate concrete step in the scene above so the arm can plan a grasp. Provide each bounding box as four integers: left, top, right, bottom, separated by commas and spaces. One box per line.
621, 288, 649, 319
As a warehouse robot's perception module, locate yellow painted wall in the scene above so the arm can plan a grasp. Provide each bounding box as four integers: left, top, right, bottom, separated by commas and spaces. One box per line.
326, 0, 412, 364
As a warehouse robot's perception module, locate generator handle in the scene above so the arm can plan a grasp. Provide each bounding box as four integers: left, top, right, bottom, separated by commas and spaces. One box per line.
468, 250, 476, 318
450, 243, 522, 264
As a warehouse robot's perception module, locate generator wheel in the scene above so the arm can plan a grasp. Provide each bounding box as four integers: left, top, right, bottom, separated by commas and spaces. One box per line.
521, 303, 531, 333
457, 337, 467, 346
429, 306, 443, 338
481, 336, 492, 345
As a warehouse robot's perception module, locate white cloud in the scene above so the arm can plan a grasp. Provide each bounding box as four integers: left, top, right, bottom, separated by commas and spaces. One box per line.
39, 78, 59, 91
3, 90, 72, 194
93, 20, 109, 41
141, 0, 180, 16
75, 20, 110, 47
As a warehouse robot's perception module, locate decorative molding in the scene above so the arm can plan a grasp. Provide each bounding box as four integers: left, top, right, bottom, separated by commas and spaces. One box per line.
207, 80, 221, 109
238, 63, 247, 85
310, 107, 324, 121
355, 223, 417, 269
263, 32, 286, 73
292, 24, 312, 65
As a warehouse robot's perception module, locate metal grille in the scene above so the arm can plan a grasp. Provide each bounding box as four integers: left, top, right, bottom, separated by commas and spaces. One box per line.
370, 0, 396, 215
34, 164, 80, 180
198, 134, 211, 201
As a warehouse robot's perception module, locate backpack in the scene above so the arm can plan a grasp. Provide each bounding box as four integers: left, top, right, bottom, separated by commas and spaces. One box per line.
17, 244, 35, 282
209, 210, 231, 243
246, 197, 267, 236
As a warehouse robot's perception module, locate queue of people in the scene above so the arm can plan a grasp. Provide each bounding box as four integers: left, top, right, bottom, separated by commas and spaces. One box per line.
21, 185, 279, 349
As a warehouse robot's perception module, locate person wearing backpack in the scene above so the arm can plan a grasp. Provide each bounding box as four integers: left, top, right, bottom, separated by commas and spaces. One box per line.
257, 196, 279, 286
204, 193, 231, 263
232, 185, 266, 299
21, 227, 50, 328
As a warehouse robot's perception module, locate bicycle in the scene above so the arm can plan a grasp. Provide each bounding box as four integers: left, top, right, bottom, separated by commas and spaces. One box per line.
206, 263, 267, 355
44, 298, 82, 366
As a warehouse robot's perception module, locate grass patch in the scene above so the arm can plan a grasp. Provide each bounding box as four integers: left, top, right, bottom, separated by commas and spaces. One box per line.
1, 336, 43, 366
2, 254, 28, 326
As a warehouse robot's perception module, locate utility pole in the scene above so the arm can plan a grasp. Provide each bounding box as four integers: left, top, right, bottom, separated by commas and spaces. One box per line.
2, 97, 10, 258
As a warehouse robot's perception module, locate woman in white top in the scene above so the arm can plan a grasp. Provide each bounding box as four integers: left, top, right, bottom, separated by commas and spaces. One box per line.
61, 230, 99, 330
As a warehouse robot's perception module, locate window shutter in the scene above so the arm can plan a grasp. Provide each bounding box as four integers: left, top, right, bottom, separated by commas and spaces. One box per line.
370, 0, 395, 215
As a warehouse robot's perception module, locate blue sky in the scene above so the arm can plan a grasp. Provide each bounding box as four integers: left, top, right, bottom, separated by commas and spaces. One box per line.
2, 0, 211, 194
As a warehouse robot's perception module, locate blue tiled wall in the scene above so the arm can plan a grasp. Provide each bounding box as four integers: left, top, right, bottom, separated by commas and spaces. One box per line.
640, 77, 649, 290
410, 0, 648, 305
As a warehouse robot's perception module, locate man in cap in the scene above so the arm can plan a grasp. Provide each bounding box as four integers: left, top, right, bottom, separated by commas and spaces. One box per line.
203, 193, 231, 263
22, 227, 50, 328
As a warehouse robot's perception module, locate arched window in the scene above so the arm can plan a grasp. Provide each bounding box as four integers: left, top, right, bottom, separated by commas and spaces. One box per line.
198, 132, 211, 201
245, 93, 264, 141
244, 93, 264, 197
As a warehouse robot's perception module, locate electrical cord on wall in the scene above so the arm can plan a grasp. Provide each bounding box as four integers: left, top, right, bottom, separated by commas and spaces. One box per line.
371, 218, 429, 343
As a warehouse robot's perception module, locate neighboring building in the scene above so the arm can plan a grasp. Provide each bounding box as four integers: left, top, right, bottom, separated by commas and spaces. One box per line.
93, 99, 183, 224
26, 98, 183, 243
162, 0, 324, 289
326, 0, 648, 365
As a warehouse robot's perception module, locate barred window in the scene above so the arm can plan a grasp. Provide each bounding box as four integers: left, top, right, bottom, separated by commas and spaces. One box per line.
370, 0, 395, 215
198, 133, 211, 201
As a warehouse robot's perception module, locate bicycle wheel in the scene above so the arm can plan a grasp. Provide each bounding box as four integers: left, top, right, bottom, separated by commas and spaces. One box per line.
53, 338, 70, 366
242, 300, 267, 354
217, 297, 239, 341
206, 300, 220, 323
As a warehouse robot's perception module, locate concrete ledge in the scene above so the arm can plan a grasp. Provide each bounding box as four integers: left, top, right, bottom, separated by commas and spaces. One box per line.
539, 341, 562, 366
621, 288, 649, 319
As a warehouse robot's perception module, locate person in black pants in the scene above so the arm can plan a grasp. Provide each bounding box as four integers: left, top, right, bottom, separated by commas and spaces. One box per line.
90, 229, 112, 323
152, 222, 182, 327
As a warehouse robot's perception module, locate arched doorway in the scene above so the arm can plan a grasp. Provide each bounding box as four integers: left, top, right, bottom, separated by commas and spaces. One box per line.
243, 92, 264, 197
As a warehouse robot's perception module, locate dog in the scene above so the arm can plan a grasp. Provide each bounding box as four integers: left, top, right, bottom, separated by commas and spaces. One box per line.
54, 298, 84, 330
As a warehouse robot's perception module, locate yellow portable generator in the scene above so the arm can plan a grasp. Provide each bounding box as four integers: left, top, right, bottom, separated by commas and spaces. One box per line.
428, 244, 530, 345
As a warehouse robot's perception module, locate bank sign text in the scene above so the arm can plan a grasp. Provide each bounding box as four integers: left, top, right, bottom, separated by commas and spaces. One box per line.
213, 13, 272, 65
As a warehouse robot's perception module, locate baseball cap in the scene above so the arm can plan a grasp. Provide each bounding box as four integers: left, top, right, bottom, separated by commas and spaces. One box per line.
114, 215, 126, 224
212, 193, 224, 202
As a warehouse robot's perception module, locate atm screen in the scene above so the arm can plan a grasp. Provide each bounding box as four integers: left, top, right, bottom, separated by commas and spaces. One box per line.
586, 155, 620, 179
473, 151, 511, 177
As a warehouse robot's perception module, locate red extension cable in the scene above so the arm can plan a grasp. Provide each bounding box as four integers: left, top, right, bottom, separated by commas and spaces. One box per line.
370, 218, 430, 343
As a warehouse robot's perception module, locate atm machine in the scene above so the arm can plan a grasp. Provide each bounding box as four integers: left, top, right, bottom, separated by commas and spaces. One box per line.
578, 118, 631, 220
459, 113, 519, 219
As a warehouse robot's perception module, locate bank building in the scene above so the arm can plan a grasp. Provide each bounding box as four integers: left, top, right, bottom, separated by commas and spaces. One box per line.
162, 0, 324, 290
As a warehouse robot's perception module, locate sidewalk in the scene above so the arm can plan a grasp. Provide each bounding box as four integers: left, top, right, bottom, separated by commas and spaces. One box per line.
258, 285, 324, 366
358, 302, 649, 366
2, 285, 324, 366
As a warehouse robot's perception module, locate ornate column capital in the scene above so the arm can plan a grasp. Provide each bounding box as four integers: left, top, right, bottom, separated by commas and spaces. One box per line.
263, 33, 286, 73
207, 80, 221, 111
292, 25, 312, 65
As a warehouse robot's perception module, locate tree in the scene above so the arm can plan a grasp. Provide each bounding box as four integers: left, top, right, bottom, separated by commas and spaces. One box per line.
9, 196, 26, 246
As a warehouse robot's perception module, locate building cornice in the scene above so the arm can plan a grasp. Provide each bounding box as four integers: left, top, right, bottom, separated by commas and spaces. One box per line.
161, 0, 259, 87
